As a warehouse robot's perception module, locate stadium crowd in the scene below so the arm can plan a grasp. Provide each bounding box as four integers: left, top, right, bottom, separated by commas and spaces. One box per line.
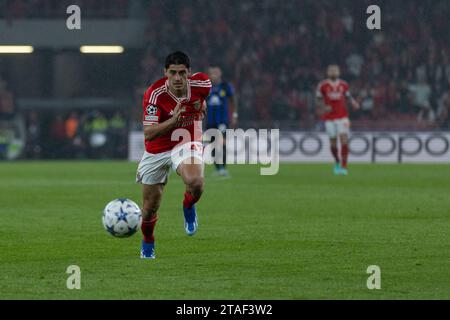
23, 110, 128, 159
0, 76, 128, 159
137, 0, 450, 129
0, 0, 132, 19
0, 0, 450, 160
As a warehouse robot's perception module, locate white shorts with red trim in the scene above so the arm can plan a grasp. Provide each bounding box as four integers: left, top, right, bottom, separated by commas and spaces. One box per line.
136, 142, 204, 185
324, 118, 351, 138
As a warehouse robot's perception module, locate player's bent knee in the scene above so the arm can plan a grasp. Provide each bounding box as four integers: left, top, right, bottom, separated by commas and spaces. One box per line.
187, 176, 204, 197
185, 175, 204, 187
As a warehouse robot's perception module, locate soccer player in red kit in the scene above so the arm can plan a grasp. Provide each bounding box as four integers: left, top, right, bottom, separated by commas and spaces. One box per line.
316, 65, 359, 175
136, 51, 211, 259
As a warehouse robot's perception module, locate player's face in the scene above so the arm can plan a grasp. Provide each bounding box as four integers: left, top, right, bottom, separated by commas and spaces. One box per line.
327, 66, 340, 80
165, 64, 191, 91
208, 67, 222, 84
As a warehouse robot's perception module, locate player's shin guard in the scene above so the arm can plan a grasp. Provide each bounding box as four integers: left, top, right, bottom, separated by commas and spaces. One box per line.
183, 192, 199, 209
341, 144, 349, 168
331, 146, 340, 163
141, 215, 158, 244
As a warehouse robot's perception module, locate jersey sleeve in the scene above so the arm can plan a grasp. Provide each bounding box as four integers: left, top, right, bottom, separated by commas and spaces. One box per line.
142, 88, 162, 126
190, 72, 212, 98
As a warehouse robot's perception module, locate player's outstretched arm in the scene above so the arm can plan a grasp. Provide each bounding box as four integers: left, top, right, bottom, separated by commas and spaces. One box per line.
144, 103, 184, 142
346, 94, 360, 110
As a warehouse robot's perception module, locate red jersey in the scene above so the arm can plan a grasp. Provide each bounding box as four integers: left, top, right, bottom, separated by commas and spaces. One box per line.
142, 72, 212, 154
316, 79, 351, 120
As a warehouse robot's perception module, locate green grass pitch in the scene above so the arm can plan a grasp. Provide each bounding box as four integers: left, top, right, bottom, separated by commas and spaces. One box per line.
0, 161, 449, 299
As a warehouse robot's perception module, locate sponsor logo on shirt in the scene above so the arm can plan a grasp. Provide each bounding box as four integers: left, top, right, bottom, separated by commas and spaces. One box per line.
145, 115, 159, 121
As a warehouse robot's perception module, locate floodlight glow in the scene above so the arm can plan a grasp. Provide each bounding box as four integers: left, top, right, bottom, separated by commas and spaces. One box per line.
80, 46, 124, 54
0, 46, 34, 54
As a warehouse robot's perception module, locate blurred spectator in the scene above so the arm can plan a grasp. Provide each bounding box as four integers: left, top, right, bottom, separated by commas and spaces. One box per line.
0, 77, 15, 120
359, 86, 375, 116
109, 111, 127, 158
48, 114, 66, 158
88, 111, 109, 159
65, 111, 80, 158
395, 81, 407, 113
409, 78, 434, 123
0, 123, 9, 160
341, 8, 354, 34
437, 87, 450, 129
346, 52, 364, 79
65, 112, 79, 139
25, 112, 41, 159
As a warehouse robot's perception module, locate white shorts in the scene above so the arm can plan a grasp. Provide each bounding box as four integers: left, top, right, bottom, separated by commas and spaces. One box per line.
325, 118, 351, 138
136, 142, 204, 185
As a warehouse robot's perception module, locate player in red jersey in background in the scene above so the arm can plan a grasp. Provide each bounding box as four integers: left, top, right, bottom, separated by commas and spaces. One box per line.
136, 51, 211, 259
316, 65, 360, 175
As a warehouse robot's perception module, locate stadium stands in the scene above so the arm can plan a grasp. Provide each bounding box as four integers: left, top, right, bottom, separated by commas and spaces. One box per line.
136, 0, 450, 129
0, 0, 449, 159
0, 0, 131, 19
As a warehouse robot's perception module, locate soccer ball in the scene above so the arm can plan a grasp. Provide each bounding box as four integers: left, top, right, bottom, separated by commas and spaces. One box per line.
102, 198, 142, 237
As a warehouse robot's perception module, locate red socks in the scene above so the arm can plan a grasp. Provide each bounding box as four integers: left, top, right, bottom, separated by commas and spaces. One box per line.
331, 146, 340, 164
141, 193, 200, 244
183, 192, 199, 209
341, 144, 349, 168
141, 215, 158, 244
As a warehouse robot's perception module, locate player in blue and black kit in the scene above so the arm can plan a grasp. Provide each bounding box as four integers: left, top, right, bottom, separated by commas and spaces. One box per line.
206, 67, 238, 177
